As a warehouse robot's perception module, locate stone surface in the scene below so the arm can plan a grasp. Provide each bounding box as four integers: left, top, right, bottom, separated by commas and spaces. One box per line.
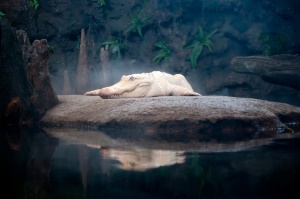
28, 39, 59, 117
40, 95, 300, 142
0, 23, 33, 125
231, 54, 300, 90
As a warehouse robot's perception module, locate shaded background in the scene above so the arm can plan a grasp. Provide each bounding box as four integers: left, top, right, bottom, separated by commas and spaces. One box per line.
1, 0, 300, 105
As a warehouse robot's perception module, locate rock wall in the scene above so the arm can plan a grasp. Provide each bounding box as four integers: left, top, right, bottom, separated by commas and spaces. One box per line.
0, 21, 58, 127
0, 22, 32, 126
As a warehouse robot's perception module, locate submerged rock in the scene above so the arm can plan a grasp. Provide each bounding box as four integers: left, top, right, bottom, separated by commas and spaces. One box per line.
40, 95, 300, 142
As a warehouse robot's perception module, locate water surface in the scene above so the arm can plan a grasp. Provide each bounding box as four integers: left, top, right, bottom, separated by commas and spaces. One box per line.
1, 127, 300, 199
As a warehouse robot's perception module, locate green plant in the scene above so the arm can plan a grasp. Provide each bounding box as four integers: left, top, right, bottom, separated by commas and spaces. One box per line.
98, 0, 105, 6
48, 45, 55, 53
191, 154, 213, 198
260, 33, 287, 56
184, 26, 217, 69
0, 11, 5, 21
75, 38, 81, 50
152, 41, 171, 64
29, 0, 39, 10
125, 9, 152, 38
101, 39, 126, 59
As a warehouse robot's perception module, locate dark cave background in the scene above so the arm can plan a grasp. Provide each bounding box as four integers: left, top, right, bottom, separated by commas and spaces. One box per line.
1, 0, 300, 105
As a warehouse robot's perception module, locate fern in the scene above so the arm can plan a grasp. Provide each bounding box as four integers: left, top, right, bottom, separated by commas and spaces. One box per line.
184, 26, 217, 69
152, 41, 171, 65
0, 11, 5, 21
125, 9, 152, 38
98, 0, 105, 6
101, 39, 126, 59
29, 0, 39, 10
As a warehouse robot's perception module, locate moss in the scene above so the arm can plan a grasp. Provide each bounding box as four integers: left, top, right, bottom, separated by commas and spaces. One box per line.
0, 11, 5, 21
260, 33, 288, 56
29, 0, 39, 10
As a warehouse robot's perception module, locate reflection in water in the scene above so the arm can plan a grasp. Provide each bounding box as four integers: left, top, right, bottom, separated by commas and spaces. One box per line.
100, 147, 185, 171
1, 126, 58, 199
1, 127, 300, 199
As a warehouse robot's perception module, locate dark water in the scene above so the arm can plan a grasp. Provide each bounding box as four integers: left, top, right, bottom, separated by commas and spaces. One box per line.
1, 126, 300, 199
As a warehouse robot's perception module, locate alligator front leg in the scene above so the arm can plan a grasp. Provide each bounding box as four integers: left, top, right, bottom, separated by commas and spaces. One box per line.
83, 89, 102, 96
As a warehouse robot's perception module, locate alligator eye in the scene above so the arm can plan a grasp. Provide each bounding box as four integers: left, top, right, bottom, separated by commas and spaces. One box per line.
129, 76, 135, 81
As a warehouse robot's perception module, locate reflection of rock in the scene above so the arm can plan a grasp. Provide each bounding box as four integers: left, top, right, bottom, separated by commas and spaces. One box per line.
231, 54, 300, 90
41, 95, 300, 142
5, 97, 22, 126
47, 128, 294, 153
4, 125, 22, 151
1, 126, 59, 198
101, 148, 185, 171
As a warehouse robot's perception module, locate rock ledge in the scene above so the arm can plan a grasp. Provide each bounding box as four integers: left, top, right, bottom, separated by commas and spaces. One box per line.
40, 95, 300, 142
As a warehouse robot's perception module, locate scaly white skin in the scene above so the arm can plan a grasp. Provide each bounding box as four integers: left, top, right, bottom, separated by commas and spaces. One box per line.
84, 71, 201, 98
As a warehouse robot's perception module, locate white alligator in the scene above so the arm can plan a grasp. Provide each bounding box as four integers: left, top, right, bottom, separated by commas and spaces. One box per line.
84, 71, 201, 98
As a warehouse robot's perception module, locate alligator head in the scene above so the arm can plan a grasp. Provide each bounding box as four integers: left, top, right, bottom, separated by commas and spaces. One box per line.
88, 74, 153, 98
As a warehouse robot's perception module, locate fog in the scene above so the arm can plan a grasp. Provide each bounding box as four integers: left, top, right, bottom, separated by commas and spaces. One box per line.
50, 57, 196, 95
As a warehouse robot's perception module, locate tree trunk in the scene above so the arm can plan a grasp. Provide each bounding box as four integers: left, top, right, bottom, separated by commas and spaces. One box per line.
75, 29, 90, 94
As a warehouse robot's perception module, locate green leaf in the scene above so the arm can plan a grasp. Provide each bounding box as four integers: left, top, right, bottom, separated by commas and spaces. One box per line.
184, 26, 217, 68
102, 39, 119, 46
125, 12, 152, 38
142, 16, 152, 23
101, 39, 126, 59
190, 44, 203, 69
0, 11, 5, 21
137, 26, 143, 37
152, 41, 171, 65
204, 40, 213, 51
198, 26, 204, 37
29, 0, 39, 10
125, 25, 135, 34
206, 28, 218, 39
98, 0, 105, 6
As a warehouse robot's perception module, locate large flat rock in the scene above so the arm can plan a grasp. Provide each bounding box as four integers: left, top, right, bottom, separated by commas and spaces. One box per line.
40, 95, 300, 142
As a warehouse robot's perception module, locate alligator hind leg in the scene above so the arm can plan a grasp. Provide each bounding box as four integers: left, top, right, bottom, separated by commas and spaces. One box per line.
170, 85, 202, 96
174, 74, 194, 91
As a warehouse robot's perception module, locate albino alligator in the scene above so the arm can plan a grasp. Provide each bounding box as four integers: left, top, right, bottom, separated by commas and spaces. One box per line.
84, 71, 201, 98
